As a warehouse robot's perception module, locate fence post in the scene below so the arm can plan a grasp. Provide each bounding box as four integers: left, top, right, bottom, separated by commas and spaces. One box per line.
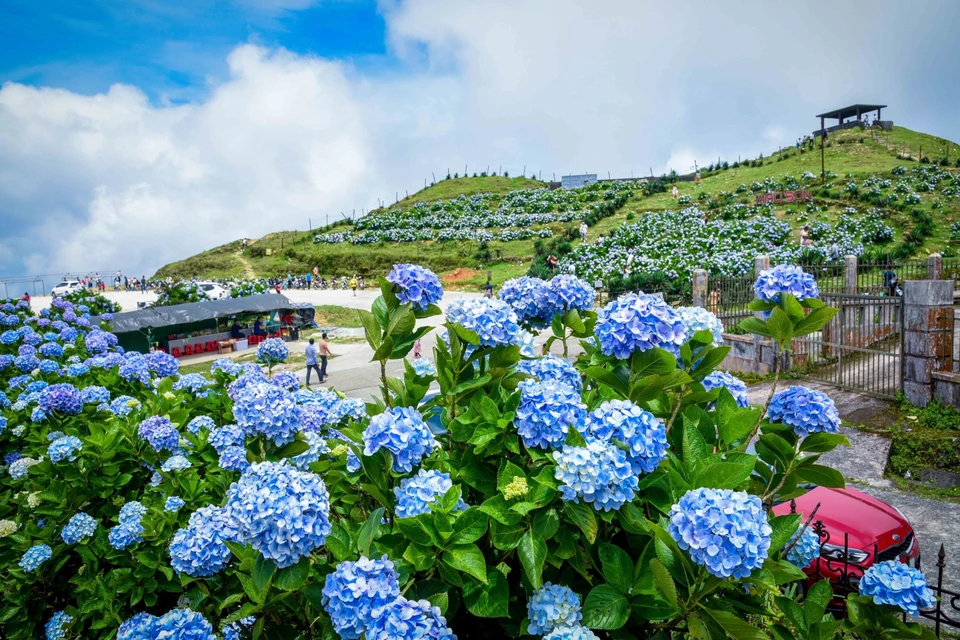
902, 280, 954, 407
928, 253, 943, 280
754, 255, 770, 279
844, 255, 858, 294
692, 270, 708, 308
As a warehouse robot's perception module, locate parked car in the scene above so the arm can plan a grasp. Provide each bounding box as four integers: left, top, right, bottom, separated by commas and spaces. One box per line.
51, 280, 83, 297
198, 282, 227, 300
772, 485, 919, 600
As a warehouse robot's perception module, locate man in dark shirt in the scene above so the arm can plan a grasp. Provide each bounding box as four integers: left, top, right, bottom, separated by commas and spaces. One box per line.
882, 267, 898, 297
230, 320, 244, 339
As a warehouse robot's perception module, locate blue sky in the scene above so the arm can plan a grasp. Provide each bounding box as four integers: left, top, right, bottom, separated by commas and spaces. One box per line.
1, 0, 959, 279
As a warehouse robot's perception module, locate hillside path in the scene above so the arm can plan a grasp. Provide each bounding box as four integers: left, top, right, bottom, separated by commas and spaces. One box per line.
234, 249, 255, 279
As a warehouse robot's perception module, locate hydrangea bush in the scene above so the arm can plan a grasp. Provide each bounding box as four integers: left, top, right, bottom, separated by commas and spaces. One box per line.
0, 266, 935, 640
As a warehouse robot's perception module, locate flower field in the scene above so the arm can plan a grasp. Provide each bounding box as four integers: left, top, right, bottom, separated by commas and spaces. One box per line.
0, 268, 941, 639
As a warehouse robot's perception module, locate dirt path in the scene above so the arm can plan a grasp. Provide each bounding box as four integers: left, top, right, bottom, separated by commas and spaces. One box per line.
234, 248, 255, 279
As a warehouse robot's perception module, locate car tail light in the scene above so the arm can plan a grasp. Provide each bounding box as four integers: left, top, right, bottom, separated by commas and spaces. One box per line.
820, 543, 869, 564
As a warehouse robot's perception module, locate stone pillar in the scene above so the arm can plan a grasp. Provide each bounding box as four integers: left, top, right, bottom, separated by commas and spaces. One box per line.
844, 255, 858, 294
692, 269, 708, 308
903, 280, 955, 407
928, 253, 942, 280
754, 255, 770, 278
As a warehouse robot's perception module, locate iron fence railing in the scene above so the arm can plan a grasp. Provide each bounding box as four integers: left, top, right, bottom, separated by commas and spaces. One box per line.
943, 258, 960, 289
706, 275, 755, 331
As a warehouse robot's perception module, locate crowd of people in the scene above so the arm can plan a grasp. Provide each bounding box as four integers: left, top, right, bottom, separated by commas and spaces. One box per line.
72, 271, 153, 293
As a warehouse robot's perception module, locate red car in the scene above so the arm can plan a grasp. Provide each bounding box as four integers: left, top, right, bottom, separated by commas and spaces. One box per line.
772, 485, 920, 600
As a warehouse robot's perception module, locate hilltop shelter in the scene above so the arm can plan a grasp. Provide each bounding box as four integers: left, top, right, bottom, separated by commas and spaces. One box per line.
90, 293, 316, 354
814, 104, 891, 137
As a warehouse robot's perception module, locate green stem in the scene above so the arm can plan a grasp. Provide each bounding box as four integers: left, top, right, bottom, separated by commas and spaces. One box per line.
665, 388, 685, 433
380, 360, 391, 408
738, 346, 782, 452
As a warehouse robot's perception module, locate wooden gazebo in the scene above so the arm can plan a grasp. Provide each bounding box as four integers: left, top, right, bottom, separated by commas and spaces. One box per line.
814, 104, 888, 137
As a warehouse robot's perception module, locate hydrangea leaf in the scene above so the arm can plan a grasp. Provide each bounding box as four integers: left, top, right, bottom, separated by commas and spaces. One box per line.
582, 584, 629, 630
598, 544, 633, 594
563, 501, 598, 544
357, 507, 385, 557
793, 464, 845, 488
518, 529, 546, 589
274, 557, 310, 592
462, 569, 509, 618
649, 558, 679, 609
767, 514, 802, 552
793, 306, 839, 337
695, 460, 754, 490
449, 508, 488, 545
700, 608, 768, 640
442, 543, 487, 584
798, 432, 849, 453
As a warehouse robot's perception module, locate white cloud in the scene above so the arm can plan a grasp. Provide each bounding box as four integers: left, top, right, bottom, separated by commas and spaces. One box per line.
1, 0, 958, 277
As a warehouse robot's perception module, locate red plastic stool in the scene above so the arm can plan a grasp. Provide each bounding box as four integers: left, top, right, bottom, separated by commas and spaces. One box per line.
194, 343, 205, 354
184, 345, 194, 356
206, 341, 218, 352
172, 347, 183, 358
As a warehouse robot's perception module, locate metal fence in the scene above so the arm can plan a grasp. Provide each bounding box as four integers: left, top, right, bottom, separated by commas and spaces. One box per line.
788, 292, 903, 398
795, 260, 929, 295
706, 275, 755, 331
935, 307, 960, 375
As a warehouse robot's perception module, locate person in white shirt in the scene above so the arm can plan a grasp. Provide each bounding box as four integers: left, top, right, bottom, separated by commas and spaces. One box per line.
305, 339, 321, 386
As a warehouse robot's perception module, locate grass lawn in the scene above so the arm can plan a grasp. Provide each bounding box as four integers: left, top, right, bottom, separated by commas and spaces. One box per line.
313, 305, 364, 328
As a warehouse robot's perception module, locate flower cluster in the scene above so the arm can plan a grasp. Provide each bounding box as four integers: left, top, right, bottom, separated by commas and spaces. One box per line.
767, 386, 840, 438
527, 583, 583, 635
45, 610, 72, 640
784, 526, 821, 569
668, 488, 772, 578
554, 439, 638, 511
702, 371, 750, 408
386, 264, 444, 310
753, 265, 819, 303
516, 355, 582, 393
515, 379, 586, 450
169, 505, 240, 577
321, 555, 401, 640
394, 469, 465, 518
676, 306, 724, 346
363, 407, 435, 473
366, 597, 455, 640
117, 608, 215, 640
859, 560, 936, 616
232, 380, 301, 445
410, 357, 437, 377
225, 461, 331, 568
595, 293, 688, 359
108, 501, 145, 551
445, 297, 522, 348
19, 544, 52, 572
584, 399, 668, 474
37, 383, 82, 415
61, 512, 98, 545
138, 416, 181, 452
48, 435, 83, 463
256, 338, 289, 364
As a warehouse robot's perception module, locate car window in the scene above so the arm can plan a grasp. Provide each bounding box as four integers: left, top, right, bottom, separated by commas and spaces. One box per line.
202, 284, 213, 291
56, 282, 69, 288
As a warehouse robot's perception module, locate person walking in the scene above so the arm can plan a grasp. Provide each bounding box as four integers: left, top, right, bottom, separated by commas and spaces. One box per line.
413, 338, 422, 359
305, 338, 322, 386
318, 332, 332, 382
579, 221, 588, 242
350, 275, 358, 296
882, 266, 899, 297
671, 185, 679, 198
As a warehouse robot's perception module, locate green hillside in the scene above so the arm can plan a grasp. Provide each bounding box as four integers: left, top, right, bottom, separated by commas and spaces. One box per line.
155, 126, 960, 290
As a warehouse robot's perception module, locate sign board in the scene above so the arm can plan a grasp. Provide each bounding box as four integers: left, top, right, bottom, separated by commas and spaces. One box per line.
755, 189, 813, 205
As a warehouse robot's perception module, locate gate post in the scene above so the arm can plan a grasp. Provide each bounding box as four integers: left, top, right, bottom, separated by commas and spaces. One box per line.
928, 253, 943, 280
844, 255, 858, 294
903, 280, 954, 407
692, 270, 708, 308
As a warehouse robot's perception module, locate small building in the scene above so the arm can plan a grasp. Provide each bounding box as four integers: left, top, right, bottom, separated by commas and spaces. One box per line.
813, 104, 892, 137
560, 174, 598, 189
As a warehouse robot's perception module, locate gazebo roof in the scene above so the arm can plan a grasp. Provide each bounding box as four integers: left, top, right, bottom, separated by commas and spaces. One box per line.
816, 104, 886, 120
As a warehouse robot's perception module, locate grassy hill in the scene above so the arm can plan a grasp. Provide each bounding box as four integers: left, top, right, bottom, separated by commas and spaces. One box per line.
155, 126, 960, 291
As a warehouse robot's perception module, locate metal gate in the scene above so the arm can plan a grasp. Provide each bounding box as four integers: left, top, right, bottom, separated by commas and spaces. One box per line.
789, 293, 903, 398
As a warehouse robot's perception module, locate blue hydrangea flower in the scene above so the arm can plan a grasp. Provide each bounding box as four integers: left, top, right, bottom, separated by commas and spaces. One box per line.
165, 496, 186, 513
347, 450, 361, 472
298, 398, 338, 433
515, 379, 586, 450
31, 406, 47, 423
595, 293, 688, 359
80, 385, 110, 404
291, 432, 329, 470
84, 332, 109, 354
211, 358, 242, 376
38, 342, 64, 358
119, 500, 147, 524
0, 416, 6, 434
118, 612, 158, 640
222, 616, 255, 640
550, 275, 595, 314
767, 386, 840, 438
257, 338, 289, 363
411, 357, 437, 377
584, 399, 668, 474
225, 461, 331, 568
161, 455, 192, 472
45, 610, 72, 640
0, 330, 18, 345
144, 351, 179, 378
394, 469, 466, 518
329, 397, 366, 424
9, 457, 41, 479
527, 583, 583, 635
272, 369, 300, 391
859, 560, 936, 616
37, 383, 82, 415
48, 435, 83, 463
445, 297, 522, 348
169, 505, 241, 577
784, 526, 820, 569
156, 609, 216, 640
219, 445, 250, 472
187, 415, 215, 435
138, 416, 181, 452
519, 329, 537, 357
18, 344, 37, 357
754, 265, 819, 303
0, 355, 12, 372
702, 371, 750, 408
61, 512, 98, 544
174, 373, 215, 397
15, 354, 40, 372
516, 356, 582, 393
209, 424, 245, 453
19, 544, 52, 572
108, 395, 139, 416
363, 407, 436, 473
554, 440, 638, 511
386, 264, 444, 310
322, 555, 401, 640
500, 276, 560, 324
544, 626, 599, 640
119, 356, 151, 385
109, 520, 144, 550
366, 597, 454, 640
232, 380, 301, 445
668, 488, 772, 579
677, 306, 724, 346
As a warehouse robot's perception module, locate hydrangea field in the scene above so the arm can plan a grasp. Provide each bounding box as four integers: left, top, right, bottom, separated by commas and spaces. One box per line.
0, 265, 940, 640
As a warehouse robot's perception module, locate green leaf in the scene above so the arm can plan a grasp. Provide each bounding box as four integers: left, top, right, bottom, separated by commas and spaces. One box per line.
794, 464, 845, 488
358, 309, 382, 349
598, 544, 634, 594
682, 419, 711, 468
774, 596, 808, 633
387, 305, 415, 338
450, 508, 488, 545
518, 529, 547, 589
563, 309, 586, 333
564, 426, 587, 448
357, 507, 385, 556
442, 544, 487, 584
696, 461, 754, 489
462, 571, 509, 618
496, 460, 527, 493
274, 557, 310, 592
630, 347, 676, 377
582, 584, 630, 630
738, 317, 770, 336
767, 307, 794, 345
403, 543, 435, 572
533, 509, 560, 541
274, 439, 309, 458
768, 514, 802, 552
799, 432, 850, 453
701, 608, 770, 639
583, 366, 629, 398
564, 501, 598, 544
253, 554, 277, 594
804, 580, 833, 627
649, 558, 678, 609
793, 306, 839, 337
781, 293, 805, 323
